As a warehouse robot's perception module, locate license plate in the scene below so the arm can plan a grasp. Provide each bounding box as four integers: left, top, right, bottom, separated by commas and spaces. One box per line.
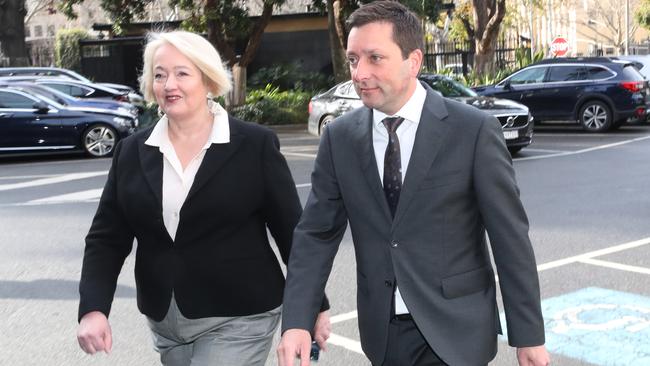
503, 130, 518, 140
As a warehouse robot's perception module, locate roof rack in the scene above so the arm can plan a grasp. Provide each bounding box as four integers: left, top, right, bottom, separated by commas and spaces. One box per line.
533, 57, 615, 65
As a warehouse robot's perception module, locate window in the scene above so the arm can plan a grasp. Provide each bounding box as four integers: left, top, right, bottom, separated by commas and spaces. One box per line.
82, 45, 110, 58
47, 25, 55, 37
0, 91, 38, 109
335, 82, 358, 98
547, 66, 587, 82
34, 25, 43, 38
587, 66, 614, 80
25, 26, 31, 38
507, 67, 548, 85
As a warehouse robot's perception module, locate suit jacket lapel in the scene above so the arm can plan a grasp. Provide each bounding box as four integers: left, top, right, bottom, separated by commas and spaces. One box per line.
352, 108, 393, 223
138, 131, 164, 211
185, 119, 245, 202
393, 88, 450, 228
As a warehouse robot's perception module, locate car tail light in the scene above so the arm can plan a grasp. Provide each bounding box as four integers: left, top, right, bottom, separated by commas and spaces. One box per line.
635, 107, 646, 117
619, 81, 644, 93
308, 101, 313, 114
114, 94, 129, 102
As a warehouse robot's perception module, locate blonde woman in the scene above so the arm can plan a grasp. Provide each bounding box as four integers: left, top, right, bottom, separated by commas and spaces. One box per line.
76, 31, 330, 366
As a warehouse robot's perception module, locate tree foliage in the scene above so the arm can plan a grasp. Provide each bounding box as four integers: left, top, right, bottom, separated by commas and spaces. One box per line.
54, 28, 89, 72
311, 0, 445, 83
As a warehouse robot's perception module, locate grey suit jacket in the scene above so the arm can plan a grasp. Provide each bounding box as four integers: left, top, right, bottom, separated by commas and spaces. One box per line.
282, 86, 545, 365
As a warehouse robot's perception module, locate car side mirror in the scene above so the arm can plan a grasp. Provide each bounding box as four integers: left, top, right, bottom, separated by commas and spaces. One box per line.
33, 101, 50, 114
502, 79, 512, 90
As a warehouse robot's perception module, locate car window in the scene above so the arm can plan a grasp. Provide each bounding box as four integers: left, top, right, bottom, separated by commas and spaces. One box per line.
547, 66, 587, 81
507, 67, 548, 85
423, 77, 476, 97
0, 90, 38, 108
42, 83, 72, 95
620, 65, 645, 81
335, 82, 359, 98
587, 66, 615, 80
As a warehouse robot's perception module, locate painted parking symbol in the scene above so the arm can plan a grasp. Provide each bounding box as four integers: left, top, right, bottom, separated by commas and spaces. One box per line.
500, 287, 650, 365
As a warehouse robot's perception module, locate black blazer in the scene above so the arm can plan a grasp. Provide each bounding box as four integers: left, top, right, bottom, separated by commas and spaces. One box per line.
79, 116, 321, 322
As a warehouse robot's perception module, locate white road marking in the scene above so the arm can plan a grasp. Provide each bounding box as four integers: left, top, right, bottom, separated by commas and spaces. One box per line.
22, 189, 103, 205
331, 310, 358, 324
522, 148, 570, 153
327, 333, 364, 354
579, 258, 650, 275
282, 152, 318, 158
0, 171, 107, 191
516, 135, 650, 161
537, 236, 650, 272
0, 174, 61, 180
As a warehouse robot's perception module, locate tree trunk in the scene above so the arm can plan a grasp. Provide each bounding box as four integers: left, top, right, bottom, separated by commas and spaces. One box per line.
471, 0, 506, 76
0, 0, 29, 66
328, 0, 350, 82
227, 1, 274, 107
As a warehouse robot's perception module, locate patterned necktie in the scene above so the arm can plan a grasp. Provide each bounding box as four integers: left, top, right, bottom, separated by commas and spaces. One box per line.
382, 117, 404, 218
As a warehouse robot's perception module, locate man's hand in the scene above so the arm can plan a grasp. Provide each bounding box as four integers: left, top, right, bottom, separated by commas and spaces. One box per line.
517, 345, 550, 366
313, 310, 331, 351
277, 329, 312, 366
77, 311, 112, 355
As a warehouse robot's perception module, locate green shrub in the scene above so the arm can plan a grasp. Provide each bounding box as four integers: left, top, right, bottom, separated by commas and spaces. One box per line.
230, 85, 311, 125
248, 62, 334, 93
54, 28, 89, 72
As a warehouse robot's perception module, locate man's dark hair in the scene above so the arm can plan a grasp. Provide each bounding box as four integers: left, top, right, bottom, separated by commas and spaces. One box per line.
346, 1, 424, 59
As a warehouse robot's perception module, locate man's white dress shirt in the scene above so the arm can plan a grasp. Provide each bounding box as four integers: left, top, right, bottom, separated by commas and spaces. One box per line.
372, 82, 426, 315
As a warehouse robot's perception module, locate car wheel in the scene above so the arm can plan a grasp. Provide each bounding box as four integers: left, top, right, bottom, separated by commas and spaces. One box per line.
579, 101, 612, 132
83, 124, 117, 157
319, 115, 334, 135
508, 146, 523, 155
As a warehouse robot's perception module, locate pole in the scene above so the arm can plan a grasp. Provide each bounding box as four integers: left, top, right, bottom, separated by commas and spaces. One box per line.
625, 0, 630, 55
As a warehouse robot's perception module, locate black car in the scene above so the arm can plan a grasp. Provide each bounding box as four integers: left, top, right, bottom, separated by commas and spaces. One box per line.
474, 57, 650, 132
308, 74, 533, 154
0, 87, 136, 157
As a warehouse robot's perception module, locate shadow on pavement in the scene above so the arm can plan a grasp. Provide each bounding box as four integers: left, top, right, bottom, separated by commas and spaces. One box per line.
0, 279, 136, 299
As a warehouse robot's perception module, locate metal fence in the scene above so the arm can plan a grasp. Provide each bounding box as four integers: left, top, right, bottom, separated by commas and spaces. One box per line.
423, 37, 527, 75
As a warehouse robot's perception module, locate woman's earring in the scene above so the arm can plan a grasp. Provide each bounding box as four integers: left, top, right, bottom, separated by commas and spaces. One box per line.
157, 106, 164, 117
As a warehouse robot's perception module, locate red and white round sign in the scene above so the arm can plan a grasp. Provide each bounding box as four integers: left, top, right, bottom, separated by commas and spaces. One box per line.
550, 37, 570, 57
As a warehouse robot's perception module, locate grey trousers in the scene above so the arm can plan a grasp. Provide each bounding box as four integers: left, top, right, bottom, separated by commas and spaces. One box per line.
147, 296, 281, 366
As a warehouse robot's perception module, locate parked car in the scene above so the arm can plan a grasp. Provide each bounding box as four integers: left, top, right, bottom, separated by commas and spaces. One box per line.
0, 82, 139, 119
473, 57, 650, 132
0, 87, 136, 157
308, 74, 533, 154
0, 67, 135, 94
0, 76, 144, 108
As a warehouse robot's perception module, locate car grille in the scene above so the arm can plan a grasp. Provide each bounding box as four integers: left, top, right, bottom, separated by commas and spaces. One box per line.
496, 114, 528, 128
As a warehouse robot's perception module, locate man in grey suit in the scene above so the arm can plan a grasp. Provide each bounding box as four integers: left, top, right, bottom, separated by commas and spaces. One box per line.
278, 2, 550, 365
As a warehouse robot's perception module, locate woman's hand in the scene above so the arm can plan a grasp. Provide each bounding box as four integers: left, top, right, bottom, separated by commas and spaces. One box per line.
77, 311, 113, 355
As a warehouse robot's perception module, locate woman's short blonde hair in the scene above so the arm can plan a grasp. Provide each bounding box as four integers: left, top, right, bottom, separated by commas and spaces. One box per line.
139, 31, 232, 103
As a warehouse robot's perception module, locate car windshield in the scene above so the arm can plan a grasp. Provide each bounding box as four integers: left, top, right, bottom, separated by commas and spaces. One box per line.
22, 85, 75, 105
422, 77, 477, 97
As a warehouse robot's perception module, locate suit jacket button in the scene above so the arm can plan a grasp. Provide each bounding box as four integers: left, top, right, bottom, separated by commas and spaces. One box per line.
385, 280, 393, 287
391, 241, 398, 248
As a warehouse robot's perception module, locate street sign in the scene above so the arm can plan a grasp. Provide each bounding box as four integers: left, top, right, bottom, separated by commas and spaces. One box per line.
551, 37, 570, 57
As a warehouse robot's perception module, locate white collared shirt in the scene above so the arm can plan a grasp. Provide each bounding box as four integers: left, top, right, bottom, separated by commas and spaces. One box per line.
372, 81, 427, 315
144, 100, 230, 241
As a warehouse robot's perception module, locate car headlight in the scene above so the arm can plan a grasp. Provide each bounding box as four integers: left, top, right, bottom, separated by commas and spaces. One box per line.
113, 116, 130, 127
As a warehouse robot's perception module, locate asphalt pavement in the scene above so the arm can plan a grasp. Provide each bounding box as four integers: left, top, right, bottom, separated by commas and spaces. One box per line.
1, 123, 649, 365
